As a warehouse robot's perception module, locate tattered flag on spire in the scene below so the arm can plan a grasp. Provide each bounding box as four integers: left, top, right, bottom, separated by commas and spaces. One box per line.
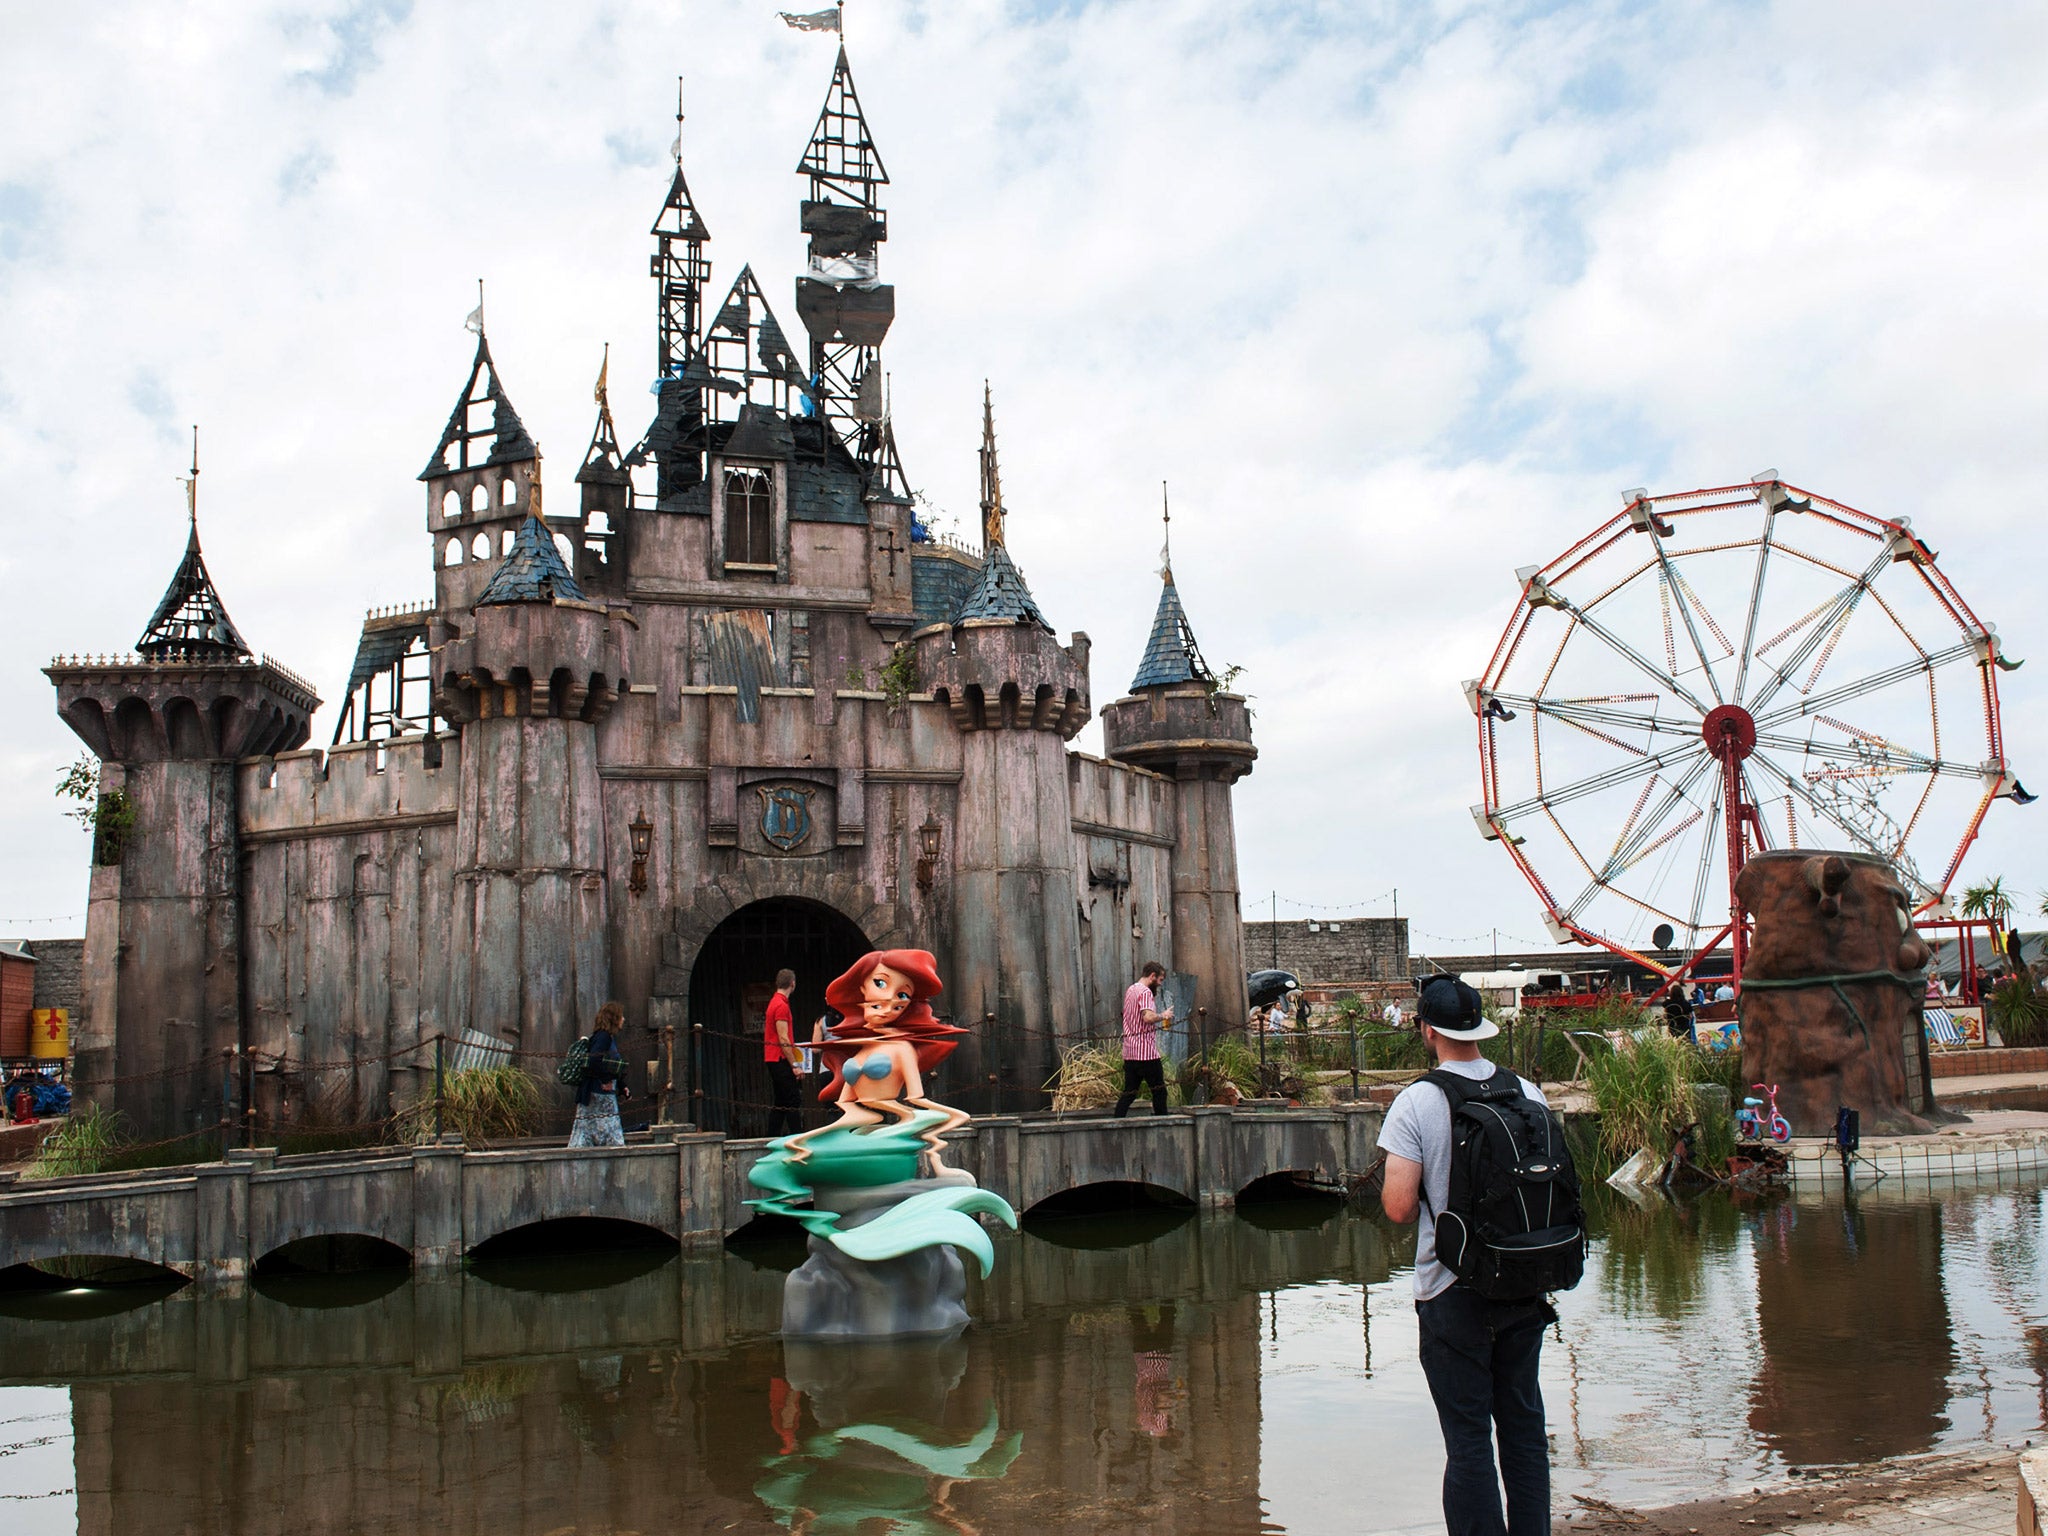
464, 278, 485, 335
780, 6, 840, 32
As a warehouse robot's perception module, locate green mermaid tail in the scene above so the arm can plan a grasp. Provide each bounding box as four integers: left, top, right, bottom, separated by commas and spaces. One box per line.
746, 1113, 1018, 1270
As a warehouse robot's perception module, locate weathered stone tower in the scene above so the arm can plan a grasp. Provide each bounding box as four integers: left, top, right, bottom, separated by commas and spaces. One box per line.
914, 397, 1091, 1090
1101, 538, 1257, 1034
47, 450, 319, 1138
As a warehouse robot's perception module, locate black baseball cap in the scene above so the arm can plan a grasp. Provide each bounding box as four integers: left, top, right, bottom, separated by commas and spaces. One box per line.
1416, 976, 1499, 1040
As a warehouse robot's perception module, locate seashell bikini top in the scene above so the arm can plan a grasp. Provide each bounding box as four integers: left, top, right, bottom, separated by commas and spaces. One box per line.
845, 1054, 895, 1081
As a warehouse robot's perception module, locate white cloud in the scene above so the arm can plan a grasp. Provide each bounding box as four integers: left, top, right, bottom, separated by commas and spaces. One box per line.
2, 0, 2042, 954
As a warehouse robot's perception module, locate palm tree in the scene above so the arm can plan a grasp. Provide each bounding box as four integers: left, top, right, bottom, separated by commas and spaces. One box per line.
1960, 877, 2013, 931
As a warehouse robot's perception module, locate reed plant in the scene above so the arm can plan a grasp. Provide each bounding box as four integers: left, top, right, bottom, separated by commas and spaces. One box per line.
26, 1101, 130, 1179
1583, 1030, 1701, 1163
399, 1064, 545, 1144
1047, 1042, 1129, 1112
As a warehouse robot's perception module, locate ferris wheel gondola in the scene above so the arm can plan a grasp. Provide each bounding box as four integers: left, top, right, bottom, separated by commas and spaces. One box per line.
1467, 477, 2025, 983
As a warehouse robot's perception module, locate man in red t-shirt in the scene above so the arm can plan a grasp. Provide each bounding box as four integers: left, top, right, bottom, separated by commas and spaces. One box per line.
764, 968, 800, 1136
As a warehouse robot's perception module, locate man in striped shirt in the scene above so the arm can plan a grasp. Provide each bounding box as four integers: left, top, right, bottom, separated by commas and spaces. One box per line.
1115, 961, 1173, 1117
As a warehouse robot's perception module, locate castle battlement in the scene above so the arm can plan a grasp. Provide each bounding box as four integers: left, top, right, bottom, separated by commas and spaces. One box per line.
238, 732, 457, 838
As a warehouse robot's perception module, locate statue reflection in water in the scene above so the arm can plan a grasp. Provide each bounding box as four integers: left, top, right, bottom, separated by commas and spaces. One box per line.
756, 1337, 1022, 1534
1749, 1190, 1954, 1465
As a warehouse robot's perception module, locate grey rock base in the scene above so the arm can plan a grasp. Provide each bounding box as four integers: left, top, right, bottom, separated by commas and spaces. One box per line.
780, 1170, 979, 1340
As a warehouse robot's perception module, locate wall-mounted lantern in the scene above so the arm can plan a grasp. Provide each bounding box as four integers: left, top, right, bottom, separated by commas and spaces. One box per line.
628, 810, 653, 896
915, 816, 942, 892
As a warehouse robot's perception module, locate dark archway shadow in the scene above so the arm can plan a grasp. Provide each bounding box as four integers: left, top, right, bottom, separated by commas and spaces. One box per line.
253, 1234, 412, 1308
1022, 1181, 1197, 1248
467, 1217, 678, 1293
724, 1212, 809, 1272
687, 896, 872, 1137
1235, 1173, 1346, 1231
0, 1256, 189, 1319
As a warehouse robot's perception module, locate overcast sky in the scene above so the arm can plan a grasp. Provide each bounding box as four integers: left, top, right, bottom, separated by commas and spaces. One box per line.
3, 0, 2043, 957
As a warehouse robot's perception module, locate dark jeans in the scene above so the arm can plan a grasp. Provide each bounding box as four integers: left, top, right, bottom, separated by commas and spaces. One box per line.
1416, 1285, 1553, 1536
1114, 1057, 1167, 1117
766, 1058, 802, 1137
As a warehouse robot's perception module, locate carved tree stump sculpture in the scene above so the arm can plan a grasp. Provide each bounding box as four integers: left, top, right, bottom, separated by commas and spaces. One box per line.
1734, 849, 1937, 1136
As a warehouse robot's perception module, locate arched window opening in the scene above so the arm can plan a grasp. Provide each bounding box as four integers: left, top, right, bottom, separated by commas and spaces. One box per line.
472, 532, 492, 560
554, 533, 576, 568
444, 537, 463, 567
723, 467, 774, 570
502, 478, 517, 506
471, 484, 489, 512
442, 489, 461, 523
502, 528, 516, 557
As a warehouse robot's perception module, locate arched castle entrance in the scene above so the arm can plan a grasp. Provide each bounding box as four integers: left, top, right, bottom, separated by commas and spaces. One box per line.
689, 898, 871, 1136
662, 872, 913, 1137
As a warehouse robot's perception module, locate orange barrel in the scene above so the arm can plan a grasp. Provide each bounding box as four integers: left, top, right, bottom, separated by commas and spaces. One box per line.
29, 1008, 68, 1059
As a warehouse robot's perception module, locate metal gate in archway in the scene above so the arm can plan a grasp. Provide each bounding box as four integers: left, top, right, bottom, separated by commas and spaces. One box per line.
686, 897, 871, 1136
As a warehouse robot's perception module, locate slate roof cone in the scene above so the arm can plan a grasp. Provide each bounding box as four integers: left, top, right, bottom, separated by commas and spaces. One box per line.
478, 516, 585, 606
1131, 572, 1212, 691
953, 387, 1051, 631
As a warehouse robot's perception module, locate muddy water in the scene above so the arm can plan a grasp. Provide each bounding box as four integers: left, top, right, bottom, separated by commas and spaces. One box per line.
1, 1174, 2044, 1535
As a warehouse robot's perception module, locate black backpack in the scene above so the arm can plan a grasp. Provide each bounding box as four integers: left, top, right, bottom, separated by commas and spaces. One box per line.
558, 1037, 591, 1087
1423, 1065, 1586, 1300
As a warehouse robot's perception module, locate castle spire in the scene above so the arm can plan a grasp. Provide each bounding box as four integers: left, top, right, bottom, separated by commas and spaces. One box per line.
653, 77, 712, 386
578, 344, 626, 486
1131, 483, 1214, 691
419, 314, 537, 480
138, 429, 252, 661
977, 382, 1005, 551
793, 43, 902, 498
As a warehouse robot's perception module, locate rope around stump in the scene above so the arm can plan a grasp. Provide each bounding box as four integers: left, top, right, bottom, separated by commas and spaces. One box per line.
1738, 967, 1927, 1049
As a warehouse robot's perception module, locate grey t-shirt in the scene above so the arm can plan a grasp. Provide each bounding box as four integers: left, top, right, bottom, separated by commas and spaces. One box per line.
1380, 1058, 1546, 1301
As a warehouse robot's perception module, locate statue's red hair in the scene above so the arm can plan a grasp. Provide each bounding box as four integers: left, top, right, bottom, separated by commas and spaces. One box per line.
815, 949, 960, 1102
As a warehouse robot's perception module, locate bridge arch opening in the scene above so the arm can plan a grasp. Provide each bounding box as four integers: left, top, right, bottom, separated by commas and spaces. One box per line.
724, 1212, 809, 1271
253, 1234, 412, 1305
1023, 1180, 1196, 1233
1235, 1172, 1346, 1230
468, 1216, 678, 1264
686, 896, 872, 1136
0, 1255, 189, 1320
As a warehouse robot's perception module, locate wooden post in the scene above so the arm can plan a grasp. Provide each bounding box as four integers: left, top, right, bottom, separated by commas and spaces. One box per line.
689, 1022, 704, 1124
219, 1048, 234, 1162
659, 1024, 675, 1126
433, 1033, 445, 1141
983, 1011, 999, 1115
1349, 1010, 1359, 1100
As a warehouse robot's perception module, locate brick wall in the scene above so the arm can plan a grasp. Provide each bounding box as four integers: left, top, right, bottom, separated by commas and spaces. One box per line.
1932, 1045, 2048, 1078
25, 939, 82, 1015
1242, 918, 1409, 984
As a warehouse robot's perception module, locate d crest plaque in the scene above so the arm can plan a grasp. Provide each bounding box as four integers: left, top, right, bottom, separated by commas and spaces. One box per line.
758, 784, 815, 852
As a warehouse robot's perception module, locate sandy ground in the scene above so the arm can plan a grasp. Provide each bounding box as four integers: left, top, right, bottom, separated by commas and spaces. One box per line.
1555, 1448, 2024, 1535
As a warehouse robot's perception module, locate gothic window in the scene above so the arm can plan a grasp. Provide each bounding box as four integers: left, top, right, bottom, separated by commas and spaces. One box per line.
444, 537, 463, 566
723, 466, 774, 571
502, 478, 517, 505
471, 484, 489, 512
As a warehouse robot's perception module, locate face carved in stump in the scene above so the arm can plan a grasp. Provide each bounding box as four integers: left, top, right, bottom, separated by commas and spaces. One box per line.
859, 963, 917, 1031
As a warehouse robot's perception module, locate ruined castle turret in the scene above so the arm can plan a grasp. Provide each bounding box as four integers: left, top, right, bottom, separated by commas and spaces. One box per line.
913, 395, 1090, 1092
432, 507, 624, 1063
47, 451, 319, 1138
1101, 551, 1256, 1031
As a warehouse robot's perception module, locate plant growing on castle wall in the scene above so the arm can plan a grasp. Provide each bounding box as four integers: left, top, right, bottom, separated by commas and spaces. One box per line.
1203, 662, 1253, 718
877, 644, 919, 709
56, 754, 136, 866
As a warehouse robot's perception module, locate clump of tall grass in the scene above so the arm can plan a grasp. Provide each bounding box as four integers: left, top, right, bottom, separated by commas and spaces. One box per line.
1584, 1030, 1701, 1163
1047, 1042, 1126, 1112
27, 1101, 131, 1179
399, 1065, 544, 1143
1180, 1035, 1260, 1102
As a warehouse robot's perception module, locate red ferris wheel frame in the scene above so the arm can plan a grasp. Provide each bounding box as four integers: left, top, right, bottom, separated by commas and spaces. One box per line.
1469, 478, 2023, 987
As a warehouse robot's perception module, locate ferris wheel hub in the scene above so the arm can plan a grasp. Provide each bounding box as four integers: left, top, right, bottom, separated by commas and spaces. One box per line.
1701, 703, 1758, 763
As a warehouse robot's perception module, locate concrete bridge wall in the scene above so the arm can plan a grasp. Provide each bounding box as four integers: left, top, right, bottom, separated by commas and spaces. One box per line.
0, 1106, 1383, 1287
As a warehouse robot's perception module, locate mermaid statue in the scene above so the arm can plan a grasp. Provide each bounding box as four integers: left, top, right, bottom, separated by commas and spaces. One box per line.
747, 950, 1018, 1339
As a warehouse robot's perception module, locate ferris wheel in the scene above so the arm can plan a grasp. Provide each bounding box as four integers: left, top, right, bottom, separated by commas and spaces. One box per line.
1467, 476, 2027, 979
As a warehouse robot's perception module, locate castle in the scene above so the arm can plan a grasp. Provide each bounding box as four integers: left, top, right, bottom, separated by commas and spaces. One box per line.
46, 47, 1256, 1140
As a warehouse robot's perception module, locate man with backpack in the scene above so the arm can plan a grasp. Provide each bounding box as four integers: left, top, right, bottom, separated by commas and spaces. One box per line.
1380, 975, 1584, 1536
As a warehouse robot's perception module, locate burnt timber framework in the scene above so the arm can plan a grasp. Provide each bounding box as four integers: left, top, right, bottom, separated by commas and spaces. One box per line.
47, 46, 1257, 1140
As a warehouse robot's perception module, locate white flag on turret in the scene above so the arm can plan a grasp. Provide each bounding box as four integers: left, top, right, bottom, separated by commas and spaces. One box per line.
780, 7, 840, 32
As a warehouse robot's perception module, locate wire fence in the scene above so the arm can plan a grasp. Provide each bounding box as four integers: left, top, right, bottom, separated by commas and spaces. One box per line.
14, 998, 1610, 1180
